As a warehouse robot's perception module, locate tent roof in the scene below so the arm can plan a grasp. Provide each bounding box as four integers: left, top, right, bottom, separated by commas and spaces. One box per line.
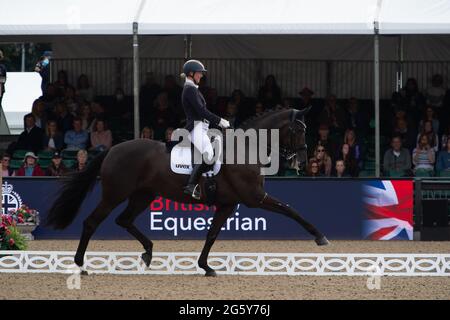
137, 0, 377, 35
378, 0, 450, 34
1, 0, 449, 36
0, 0, 142, 35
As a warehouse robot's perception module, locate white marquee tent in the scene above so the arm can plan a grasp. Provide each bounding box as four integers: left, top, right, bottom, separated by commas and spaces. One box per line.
1, 0, 450, 176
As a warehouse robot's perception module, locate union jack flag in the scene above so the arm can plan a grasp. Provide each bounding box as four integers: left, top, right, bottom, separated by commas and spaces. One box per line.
362, 180, 414, 240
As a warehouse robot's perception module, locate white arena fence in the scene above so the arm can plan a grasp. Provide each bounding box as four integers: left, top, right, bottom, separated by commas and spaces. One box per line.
1, 251, 449, 276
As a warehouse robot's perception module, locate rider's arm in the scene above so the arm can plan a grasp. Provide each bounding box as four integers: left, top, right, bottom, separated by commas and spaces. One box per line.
185, 86, 221, 126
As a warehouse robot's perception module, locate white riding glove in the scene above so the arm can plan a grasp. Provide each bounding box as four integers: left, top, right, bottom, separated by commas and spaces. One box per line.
219, 118, 231, 128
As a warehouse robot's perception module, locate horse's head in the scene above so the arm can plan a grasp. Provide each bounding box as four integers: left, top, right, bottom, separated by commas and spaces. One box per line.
279, 107, 310, 170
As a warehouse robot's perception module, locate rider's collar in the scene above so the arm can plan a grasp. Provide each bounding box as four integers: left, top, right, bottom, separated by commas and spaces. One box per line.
185, 78, 198, 88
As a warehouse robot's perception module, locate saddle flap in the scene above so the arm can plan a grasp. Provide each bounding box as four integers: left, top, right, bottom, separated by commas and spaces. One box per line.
170, 135, 222, 176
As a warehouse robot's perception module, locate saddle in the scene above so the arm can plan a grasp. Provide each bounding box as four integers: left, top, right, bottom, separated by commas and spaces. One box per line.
169, 129, 222, 176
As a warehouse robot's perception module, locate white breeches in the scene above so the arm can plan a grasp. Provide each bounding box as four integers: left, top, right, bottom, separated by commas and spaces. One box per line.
189, 121, 214, 162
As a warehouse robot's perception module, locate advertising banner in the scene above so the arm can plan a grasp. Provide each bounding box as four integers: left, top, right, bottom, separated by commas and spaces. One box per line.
2, 178, 414, 240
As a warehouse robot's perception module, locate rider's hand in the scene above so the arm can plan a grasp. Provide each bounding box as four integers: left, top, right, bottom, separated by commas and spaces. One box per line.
219, 118, 231, 128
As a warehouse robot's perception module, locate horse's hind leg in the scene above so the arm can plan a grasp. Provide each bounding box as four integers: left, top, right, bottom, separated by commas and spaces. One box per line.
198, 204, 237, 277
74, 199, 117, 268
115, 190, 155, 267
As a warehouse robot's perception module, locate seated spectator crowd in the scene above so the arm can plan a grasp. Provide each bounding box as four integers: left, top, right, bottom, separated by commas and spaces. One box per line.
2, 69, 450, 178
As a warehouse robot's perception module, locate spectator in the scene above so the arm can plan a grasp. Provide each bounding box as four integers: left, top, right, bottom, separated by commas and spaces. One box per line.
54, 101, 74, 134
40, 83, 58, 111
224, 101, 239, 127
75, 149, 88, 171
34, 51, 51, 95
311, 145, 332, 176
337, 143, 359, 177
45, 151, 69, 177
1, 154, 15, 177
15, 113, 44, 153
111, 88, 131, 118
297, 87, 314, 110
343, 128, 362, 167
64, 117, 89, 150
31, 99, 47, 129
318, 94, 348, 135
91, 100, 108, 121
436, 138, 450, 175
152, 92, 177, 141
346, 97, 369, 136
42, 120, 64, 151
418, 106, 439, 135
0, 50, 6, 111
77, 74, 95, 103
53, 70, 69, 98
392, 117, 416, 151
412, 134, 435, 175
400, 78, 425, 122
16, 152, 45, 177
79, 103, 95, 133
383, 135, 412, 176
333, 159, 350, 178
140, 72, 161, 114
313, 124, 337, 161
254, 101, 266, 116
205, 88, 220, 114
64, 85, 80, 115
416, 119, 439, 152
426, 74, 446, 110
230, 89, 250, 120
440, 123, 450, 150
258, 75, 282, 109
90, 119, 112, 151
306, 158, 323, 177
162, 75, 182, 109
140, 126, 154, 139
164, 127, 175, 143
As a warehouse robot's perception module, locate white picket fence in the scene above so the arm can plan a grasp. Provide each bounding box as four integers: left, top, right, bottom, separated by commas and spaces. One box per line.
0, 251, 449, 276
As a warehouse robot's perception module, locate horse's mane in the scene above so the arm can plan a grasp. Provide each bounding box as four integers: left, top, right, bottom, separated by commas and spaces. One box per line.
238, 107, 292, 129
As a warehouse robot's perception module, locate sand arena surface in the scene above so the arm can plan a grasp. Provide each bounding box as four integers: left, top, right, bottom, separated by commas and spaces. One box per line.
1, 240, 449, 300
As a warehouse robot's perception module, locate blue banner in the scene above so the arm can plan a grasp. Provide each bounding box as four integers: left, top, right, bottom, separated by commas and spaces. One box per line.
2, 177, 412, 240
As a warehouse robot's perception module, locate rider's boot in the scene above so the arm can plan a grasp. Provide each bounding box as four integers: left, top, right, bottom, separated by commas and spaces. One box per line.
183, 162, 208, 200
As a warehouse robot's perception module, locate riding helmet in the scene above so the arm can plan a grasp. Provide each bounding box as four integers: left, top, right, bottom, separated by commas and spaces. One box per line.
182, 59, 207, 76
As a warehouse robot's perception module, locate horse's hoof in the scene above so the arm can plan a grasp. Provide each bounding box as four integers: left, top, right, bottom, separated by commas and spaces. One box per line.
315, 236, 330, 246
141, 252, 152, 267
205, 270, 217, 277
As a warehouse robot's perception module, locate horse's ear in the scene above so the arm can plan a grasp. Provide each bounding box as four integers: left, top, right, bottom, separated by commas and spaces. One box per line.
296, 105, 312, 118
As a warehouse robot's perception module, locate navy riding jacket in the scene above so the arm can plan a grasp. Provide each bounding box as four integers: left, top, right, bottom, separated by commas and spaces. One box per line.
182, 80, 220, 131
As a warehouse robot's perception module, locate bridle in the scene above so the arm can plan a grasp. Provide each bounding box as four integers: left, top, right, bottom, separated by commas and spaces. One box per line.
279, 119, 308, 160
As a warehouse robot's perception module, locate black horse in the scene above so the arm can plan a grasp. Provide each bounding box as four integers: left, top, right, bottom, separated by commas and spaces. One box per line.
47, 107, 329, 277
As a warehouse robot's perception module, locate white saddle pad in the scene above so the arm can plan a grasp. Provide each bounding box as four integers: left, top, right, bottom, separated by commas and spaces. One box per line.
170, 136, 222, 176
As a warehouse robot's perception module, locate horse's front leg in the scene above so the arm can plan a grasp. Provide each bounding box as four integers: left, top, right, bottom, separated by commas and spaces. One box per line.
259, 193, 330, 246
198, 204, 237, 277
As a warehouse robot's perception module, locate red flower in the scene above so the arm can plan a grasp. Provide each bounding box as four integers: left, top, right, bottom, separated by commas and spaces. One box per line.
5, 228, 11, 236
8, 238, 15, 247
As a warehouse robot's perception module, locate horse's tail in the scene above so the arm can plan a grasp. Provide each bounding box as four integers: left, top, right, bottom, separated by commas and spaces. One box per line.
46, 149, 110, 229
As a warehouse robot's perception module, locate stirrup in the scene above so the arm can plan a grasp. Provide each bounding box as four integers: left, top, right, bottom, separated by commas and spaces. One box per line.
191, 184, 201, 200
184, 184, 201, 200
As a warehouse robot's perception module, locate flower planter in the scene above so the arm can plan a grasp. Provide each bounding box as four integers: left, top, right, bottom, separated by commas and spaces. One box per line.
16, 223, 38, 240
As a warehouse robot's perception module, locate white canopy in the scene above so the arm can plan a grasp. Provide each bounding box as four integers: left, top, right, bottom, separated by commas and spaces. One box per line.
378, 0, 450, 34
0, 0, 142, 35
2, 0, 450, 36
137, 0, 377, 35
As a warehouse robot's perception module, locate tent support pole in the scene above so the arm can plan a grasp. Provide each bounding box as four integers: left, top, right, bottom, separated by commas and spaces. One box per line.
374, 25, 380, 178
396, 35, 403, 92
133, 22, 140, 139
